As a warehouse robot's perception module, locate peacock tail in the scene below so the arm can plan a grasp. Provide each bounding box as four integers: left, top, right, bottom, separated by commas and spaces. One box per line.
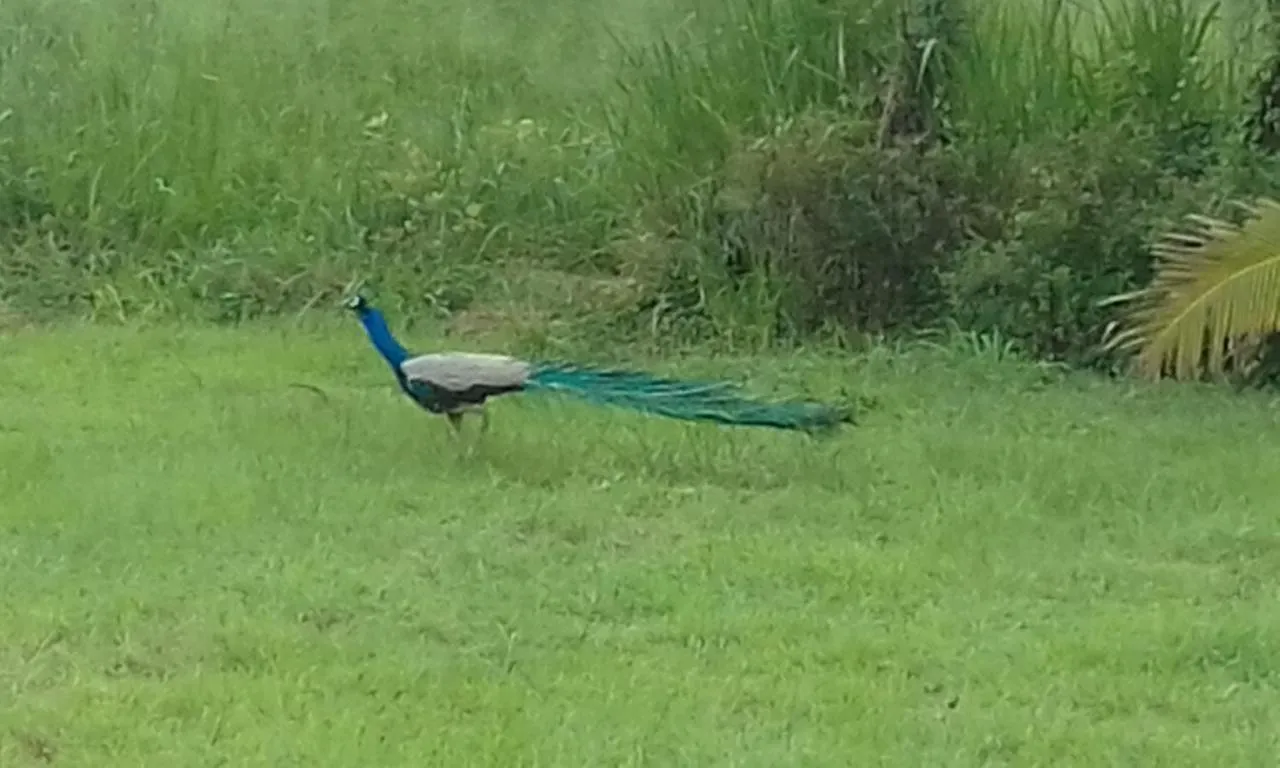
523, 363, 851, 432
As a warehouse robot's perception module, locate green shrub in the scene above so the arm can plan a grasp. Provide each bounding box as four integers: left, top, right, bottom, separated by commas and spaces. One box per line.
939, 126, 1196, 366
641, 116, 986, 340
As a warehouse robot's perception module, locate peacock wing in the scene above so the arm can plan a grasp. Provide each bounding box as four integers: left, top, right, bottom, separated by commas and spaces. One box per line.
399, 352, 533, 393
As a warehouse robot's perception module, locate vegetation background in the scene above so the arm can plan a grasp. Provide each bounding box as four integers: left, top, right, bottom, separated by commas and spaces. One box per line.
4, 0, 1280, 370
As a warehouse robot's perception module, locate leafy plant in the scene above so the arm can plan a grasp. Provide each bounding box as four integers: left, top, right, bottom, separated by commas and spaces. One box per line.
1101, 198, 1280, 380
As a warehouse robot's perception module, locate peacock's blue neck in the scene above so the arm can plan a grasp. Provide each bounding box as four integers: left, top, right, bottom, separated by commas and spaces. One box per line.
356, 308, 411, 369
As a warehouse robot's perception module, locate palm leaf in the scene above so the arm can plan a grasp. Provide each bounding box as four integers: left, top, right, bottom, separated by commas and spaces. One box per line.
1101, 198, 1280, 381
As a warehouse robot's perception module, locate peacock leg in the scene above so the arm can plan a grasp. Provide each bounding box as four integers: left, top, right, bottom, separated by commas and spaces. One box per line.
478, 407, 491, 434
446, 411, 464, 436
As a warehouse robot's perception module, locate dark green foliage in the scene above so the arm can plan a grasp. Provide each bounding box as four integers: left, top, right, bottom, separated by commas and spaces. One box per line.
1246, 0, 1280, 152
941, 127, 1196, 366
657, 117, 985, 337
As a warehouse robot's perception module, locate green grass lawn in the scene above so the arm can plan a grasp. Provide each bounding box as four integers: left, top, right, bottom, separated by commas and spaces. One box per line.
1, 322, 1278, 765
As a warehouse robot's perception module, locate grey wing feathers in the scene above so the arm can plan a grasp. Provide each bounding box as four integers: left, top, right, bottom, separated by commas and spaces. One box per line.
399, 352, 533, 391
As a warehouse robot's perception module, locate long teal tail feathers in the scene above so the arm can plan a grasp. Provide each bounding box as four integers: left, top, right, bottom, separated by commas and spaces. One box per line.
524, 363, 851, 432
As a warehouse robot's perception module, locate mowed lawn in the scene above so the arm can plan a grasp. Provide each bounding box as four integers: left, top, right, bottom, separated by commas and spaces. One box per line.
1, 321, 1278, 766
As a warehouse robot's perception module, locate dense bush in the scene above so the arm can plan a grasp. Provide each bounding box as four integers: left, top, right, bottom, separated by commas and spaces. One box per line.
2, 0, 1279, 370
941, 127, 1201, 366
649, 118, 986, 340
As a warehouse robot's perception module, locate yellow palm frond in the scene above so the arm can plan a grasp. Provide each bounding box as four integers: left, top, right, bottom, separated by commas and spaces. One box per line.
1101, 198, 1280, 381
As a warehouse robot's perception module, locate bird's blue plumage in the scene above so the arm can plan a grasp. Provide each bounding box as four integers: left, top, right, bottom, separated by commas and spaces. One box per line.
345, 296, 853, 432
354, 301, 411, 370
348, 299, 438, 408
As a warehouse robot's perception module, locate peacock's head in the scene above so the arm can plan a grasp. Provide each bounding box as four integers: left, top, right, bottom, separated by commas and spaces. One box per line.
342, 295, 369, 314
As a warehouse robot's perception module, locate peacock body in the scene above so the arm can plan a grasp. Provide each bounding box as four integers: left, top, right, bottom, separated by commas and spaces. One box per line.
344, 295, 852, 433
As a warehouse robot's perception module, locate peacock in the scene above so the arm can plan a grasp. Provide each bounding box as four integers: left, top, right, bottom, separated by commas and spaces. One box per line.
344, 295, 853, 434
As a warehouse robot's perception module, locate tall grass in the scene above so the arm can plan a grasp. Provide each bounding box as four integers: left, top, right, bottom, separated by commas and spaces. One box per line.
0, 0, 655, 246
951, 0, 1259, 140
0, 0, 1273, 331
